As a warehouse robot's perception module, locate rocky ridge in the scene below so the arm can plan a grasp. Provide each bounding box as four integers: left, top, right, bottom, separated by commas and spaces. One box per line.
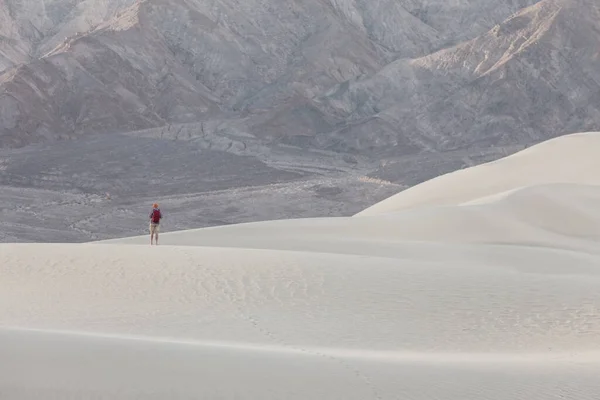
1, 0, 581, 152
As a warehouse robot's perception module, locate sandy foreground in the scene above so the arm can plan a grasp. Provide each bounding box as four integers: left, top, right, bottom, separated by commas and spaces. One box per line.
2, 132, 600, 399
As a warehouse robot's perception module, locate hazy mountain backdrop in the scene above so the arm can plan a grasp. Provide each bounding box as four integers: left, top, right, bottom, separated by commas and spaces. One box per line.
1, 0, 599, 241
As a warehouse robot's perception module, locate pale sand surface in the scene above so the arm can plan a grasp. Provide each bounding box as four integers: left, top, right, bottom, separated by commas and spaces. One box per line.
2, 132, 600, 399
357, 132, 600, 215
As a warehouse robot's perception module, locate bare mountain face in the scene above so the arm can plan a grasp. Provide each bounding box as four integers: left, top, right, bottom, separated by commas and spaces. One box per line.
0, 0, 137, 72
0, 0, 549, 148
313, 0, 600, 153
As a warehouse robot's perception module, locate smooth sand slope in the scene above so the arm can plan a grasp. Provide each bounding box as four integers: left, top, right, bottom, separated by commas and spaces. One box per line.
358, 131, 600, 215
2, 132, 600, 399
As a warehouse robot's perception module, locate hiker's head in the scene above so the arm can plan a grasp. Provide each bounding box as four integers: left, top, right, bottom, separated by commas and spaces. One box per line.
153, 203, 159, 208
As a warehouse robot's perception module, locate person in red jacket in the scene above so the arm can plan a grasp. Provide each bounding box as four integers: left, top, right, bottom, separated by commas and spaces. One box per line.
149, 203, 162, 245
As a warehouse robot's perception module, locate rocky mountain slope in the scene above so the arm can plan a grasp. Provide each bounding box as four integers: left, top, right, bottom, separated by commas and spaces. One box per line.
6, 0, 595, 242
0, 0, 568, 150
314, 0, 600, 153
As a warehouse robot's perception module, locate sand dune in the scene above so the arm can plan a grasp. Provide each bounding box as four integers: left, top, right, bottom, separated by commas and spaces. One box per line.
2, 132, 600, 399
105, 182, 600, 256
358, 131, 600, 215
2, 242, 600, 398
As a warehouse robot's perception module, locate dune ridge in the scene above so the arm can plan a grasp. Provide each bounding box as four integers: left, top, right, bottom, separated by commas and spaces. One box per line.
358, 131, 600, 215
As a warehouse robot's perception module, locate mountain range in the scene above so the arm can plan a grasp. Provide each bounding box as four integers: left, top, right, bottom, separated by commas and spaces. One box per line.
3, 0, 597, 151
1, 0, 599, 242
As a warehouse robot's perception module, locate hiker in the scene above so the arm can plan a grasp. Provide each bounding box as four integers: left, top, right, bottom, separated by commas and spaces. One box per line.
149, 203, 162, 245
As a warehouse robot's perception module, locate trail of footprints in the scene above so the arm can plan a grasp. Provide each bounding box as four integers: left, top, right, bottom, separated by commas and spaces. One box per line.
183, 250, 384, 400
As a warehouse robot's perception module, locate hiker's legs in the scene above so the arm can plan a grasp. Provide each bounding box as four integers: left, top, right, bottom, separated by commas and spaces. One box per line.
149, 223, 159, 245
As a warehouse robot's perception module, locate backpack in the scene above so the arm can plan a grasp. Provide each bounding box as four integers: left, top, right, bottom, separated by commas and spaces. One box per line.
151, 208, 161, 223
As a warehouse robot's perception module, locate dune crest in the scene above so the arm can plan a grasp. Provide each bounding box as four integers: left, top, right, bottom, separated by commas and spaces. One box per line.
358, 131, 600, 215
